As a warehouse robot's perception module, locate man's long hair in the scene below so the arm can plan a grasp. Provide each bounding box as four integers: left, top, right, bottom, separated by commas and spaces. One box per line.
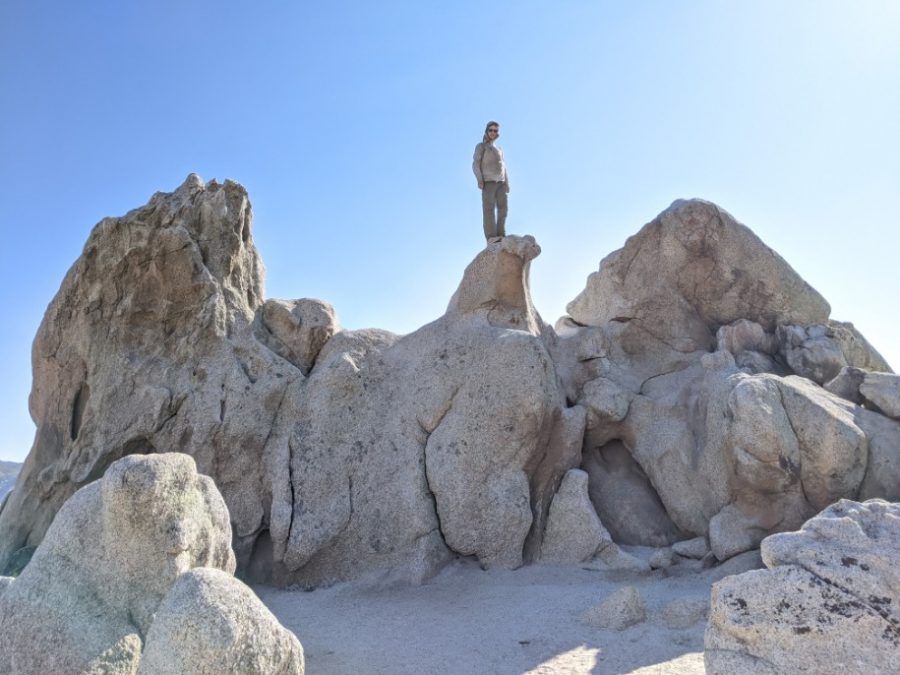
482, 120, 499, 143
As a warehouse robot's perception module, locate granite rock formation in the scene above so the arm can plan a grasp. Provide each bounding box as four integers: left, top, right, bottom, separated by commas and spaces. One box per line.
0, 453, 303, 674
705, 499, 900, 674
1, 180, 898, 598
558, 199, 898, 559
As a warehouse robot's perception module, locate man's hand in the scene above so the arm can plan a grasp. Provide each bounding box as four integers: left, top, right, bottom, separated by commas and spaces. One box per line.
505, 184, 510, 193
478, 181, 484, 190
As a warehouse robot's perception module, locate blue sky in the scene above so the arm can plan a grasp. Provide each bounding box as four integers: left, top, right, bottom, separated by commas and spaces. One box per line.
1, 1, 898, 462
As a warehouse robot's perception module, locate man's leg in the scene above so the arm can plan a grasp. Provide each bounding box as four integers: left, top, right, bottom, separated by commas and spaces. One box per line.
496, 184, 508, 236
482, 181, 498, 239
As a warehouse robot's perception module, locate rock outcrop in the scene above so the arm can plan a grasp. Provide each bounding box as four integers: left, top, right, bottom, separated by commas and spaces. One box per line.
705, 499, 900, 675
0, 453, 303, 674
559, 199, 898, 560
1, 180, 898, 598
274, 235, 580, 586
139, 567, 304, 675
0, 175, 299, 575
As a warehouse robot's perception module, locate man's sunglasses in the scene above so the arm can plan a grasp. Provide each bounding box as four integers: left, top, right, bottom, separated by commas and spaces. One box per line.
488, 129, 499, 133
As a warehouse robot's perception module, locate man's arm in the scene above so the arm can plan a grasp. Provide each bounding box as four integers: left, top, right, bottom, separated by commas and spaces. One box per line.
472, 143, 485, 187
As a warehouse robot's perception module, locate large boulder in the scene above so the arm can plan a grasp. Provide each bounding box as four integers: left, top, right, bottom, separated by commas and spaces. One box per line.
0, 453, 302, 674
271, 236, 579, 586
560, 200, 898, 559
705, 499, 900, 675
0, 175, 314, 575
139, 567, 304, 675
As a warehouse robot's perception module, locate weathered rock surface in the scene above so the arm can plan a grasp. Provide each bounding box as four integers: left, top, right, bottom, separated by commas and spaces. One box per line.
255, 298, 340, 376
580, 586, 647, 630
3, 180, 899, 615
139, 567, 304, 675
0, 175, 306, 575
0, 453, 303, 674
672, 537, 709, 560
658, 597, 709, 629
275, 235, 578, 586
705, 499, 900, 675
540, 469, 612, 563
562, 200, 898, 561
565, 199, 831, 378
860, 371, 900, 420
581, 440, 685, 547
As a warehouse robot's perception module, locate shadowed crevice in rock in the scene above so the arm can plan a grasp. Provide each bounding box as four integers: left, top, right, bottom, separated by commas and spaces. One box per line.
69, 383, 89, 441
581, 439, 685, 547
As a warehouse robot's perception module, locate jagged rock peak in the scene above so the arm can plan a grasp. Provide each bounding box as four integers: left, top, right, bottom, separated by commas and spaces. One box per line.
0, 175, 292, 575
565, 198, 831, 350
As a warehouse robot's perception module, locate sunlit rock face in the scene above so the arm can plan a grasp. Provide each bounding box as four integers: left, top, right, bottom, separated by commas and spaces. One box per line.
704, 499, 900, 675
0, 453, 304, 675
271, 235, 581, 586
558, 199, 897, 560
1, 179, 897, 595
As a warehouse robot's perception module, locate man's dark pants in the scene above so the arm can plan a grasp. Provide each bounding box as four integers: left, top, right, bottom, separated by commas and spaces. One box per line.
481, 180, 508, 239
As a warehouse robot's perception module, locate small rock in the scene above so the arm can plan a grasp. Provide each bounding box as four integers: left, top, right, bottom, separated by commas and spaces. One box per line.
859, 371, 900, 420
580, 586, 646, 631
657, 597, 708, 629
648, 547, 676, 569
671, 536, 709, 559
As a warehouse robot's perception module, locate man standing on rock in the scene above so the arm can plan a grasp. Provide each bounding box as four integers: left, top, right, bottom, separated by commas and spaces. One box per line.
473, 121, 509, 242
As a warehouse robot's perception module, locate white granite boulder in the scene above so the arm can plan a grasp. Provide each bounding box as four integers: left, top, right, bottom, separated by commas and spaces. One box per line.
139, 567, 304, 675
860, 371, 900, 420
272, 236, 579, 586
705, 499, 900, 675
0, 453, 303, 674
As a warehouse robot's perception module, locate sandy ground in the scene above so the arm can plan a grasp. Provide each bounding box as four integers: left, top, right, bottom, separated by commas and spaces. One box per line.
258, 551, 762, 675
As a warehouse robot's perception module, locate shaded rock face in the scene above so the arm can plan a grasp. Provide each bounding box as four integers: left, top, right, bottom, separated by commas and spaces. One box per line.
705, 500, 900, 675
559, 199, 898, 559
565, 199, 832, 379
2, 182, 898, 595
0, 454, 302, 674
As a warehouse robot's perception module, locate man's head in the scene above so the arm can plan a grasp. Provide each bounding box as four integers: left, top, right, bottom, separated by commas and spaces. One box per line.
483, 121, 500, 143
